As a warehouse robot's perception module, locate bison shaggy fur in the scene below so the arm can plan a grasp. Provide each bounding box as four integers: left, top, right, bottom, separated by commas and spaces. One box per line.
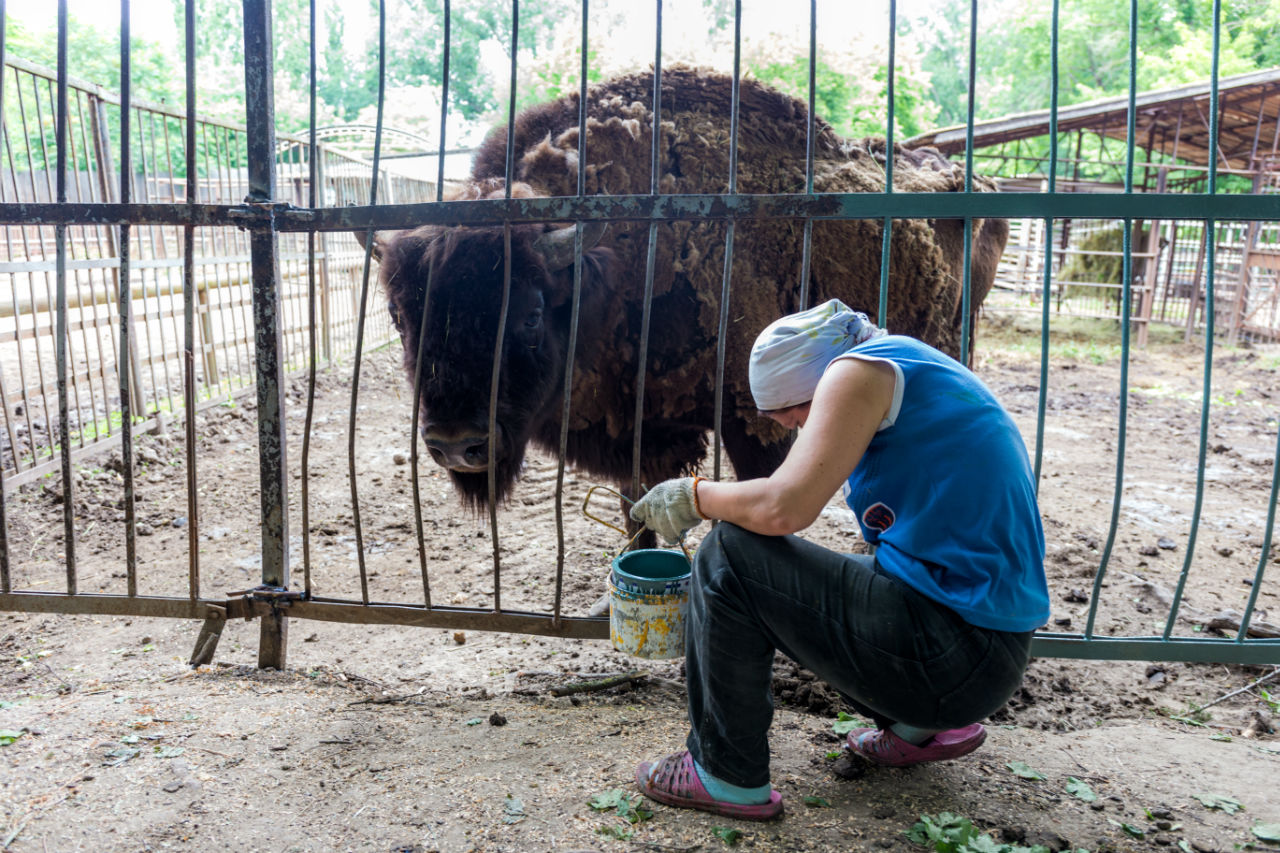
368, 65, 1009, 510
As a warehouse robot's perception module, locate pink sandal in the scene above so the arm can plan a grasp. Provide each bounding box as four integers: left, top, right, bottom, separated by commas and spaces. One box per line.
635, 750, 784, 821
846, 723, 986, 767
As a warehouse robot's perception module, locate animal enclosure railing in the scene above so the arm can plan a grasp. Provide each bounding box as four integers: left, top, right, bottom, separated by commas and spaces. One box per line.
0, 0, 1276, 673
992, 203, 1280, 344
0, 56, 405, 490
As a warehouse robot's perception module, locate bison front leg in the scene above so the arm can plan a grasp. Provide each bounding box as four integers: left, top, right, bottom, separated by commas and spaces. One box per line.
719, 413, 791, 481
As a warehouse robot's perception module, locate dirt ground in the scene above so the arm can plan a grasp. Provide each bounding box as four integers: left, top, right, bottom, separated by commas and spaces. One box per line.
2, 312, 1279, 853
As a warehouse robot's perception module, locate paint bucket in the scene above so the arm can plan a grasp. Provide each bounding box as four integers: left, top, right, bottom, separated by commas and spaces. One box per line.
582, 484, 693, 658
608, 549, 691, 659
611, 548, 692, 595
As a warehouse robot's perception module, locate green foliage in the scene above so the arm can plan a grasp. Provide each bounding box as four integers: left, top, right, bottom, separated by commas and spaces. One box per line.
587, 788, 653, 824
909, 0, 1280, 128
1065, 777, 1097, 803
832, 710, 865, 736
1254, 822, 1280, 843
1192, 792, 1244, 814
1005, 760, 1047, 780
905, 812, 1055, 853
712, 826, 745, 846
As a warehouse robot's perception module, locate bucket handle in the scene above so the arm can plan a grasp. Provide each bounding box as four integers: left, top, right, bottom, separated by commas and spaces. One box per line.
582, 484, 693, 562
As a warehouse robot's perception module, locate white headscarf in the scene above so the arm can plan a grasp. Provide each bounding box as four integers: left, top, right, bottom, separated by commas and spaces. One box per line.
748, 299, 886, 411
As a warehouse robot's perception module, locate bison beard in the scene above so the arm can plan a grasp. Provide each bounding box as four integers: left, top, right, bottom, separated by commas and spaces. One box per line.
361, 65, 1009, 513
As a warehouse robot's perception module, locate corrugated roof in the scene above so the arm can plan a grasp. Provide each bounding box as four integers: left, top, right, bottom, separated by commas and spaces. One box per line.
906, 68, 1280, 173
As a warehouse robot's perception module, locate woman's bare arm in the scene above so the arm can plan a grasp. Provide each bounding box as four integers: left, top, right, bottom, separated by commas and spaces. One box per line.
695, 357, 895, 536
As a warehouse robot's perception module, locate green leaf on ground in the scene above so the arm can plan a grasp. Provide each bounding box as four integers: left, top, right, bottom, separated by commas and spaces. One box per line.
905, 812, 1067, 853
1192, 793, 1244, 814
1006, 760, 1046, 780
587, 788, 651, 824
0, 730, 24, 746
712, 826, 744, 846
501, 795, 525, 824
1253, 822, 1280, 843
803, 795, 832, 808
906, 812, 982, 849
588, 788, 630, 811
1108, 819, 1145, 839
102, 746, 140, 766
832, 710, 864, 736
1066, 777, 1097, 803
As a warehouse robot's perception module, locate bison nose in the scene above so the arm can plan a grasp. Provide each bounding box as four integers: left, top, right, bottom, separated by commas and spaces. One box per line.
422, 427, 502, 473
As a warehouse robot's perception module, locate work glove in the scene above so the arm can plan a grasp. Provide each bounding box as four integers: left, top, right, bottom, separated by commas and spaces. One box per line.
629, 477, 703, 545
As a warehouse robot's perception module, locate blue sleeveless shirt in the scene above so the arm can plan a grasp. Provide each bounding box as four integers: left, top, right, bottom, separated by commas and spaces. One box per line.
833, 336, 1049, 633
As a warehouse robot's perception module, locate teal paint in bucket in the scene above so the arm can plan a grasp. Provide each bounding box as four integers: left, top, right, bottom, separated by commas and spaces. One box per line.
609, 549, 691, 659
611, 549, 691, 595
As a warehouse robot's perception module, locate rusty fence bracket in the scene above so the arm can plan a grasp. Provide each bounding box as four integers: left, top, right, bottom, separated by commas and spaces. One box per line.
188, 604, 227, 668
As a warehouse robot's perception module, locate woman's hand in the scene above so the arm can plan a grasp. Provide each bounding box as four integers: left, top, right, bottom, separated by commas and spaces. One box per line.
630, 478, 703, 544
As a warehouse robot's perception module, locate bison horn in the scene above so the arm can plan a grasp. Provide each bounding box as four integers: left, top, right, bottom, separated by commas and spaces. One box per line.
532, 221, 608, 272
353, 228, 396, 262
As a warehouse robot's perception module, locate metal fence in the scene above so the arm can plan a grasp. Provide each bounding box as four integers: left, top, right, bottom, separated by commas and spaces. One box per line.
0, 0, 1276, 670
993, 212, 1280, 343
0, 55, 406, 490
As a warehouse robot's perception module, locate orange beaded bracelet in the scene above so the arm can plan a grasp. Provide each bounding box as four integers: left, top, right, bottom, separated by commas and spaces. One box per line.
691, 475, 709, 520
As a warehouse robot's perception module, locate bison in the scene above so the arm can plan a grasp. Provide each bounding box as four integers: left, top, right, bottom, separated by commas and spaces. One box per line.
358, 65, 1008, 514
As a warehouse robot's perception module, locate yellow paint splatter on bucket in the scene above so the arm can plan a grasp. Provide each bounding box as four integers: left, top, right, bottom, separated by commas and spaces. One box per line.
608, 579, 689, 660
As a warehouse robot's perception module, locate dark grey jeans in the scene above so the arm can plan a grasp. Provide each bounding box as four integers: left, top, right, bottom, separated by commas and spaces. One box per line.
685, 522, 1033, 788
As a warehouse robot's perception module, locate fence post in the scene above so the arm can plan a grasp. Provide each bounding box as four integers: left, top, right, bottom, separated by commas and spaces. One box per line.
314, 144, 333, 364
242, 0, 290, 670
90, 93, 150, 422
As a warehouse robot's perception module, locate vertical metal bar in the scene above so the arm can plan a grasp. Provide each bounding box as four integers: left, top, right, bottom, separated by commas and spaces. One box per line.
1239, 424, 1279, 643
135, 107, 163, 417
301, 0, 317, 601
711, 0, 742, 482
958, 0, 977, 365
55, 0, 76, 590
1032, 0, 1060, 492
552, 0, 589, 624
183, 0, 199, 600
89, 96, 125, 429
15, 72, 55, 461
143, 111, 176, 418
243, 0, 290, 668
349, 0, 386, 606
629, 0, 662, 500
489, 0, 521, 610
1165, 0, 1223, 641
0, 0, 7, 598
797, 0, 815, 311
119, 0, 139, 596
411, 0, 450, 608
1085, 0, 1139, 639
70, 94, 104, 442
876, 0, 896, 326
314, 143, 332, 365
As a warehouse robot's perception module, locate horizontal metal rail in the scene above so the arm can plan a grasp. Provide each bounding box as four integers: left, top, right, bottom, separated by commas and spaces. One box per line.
2, 192, 1278, 230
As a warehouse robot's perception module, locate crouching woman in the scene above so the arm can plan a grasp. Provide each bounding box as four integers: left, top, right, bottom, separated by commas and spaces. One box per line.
629, 298, 1049, 821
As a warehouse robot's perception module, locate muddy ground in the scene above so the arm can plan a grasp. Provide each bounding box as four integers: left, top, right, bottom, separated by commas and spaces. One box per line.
1, 312, 1279, 852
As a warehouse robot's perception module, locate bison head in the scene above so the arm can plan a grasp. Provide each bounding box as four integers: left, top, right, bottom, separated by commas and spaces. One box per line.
358, 217, 612, 509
